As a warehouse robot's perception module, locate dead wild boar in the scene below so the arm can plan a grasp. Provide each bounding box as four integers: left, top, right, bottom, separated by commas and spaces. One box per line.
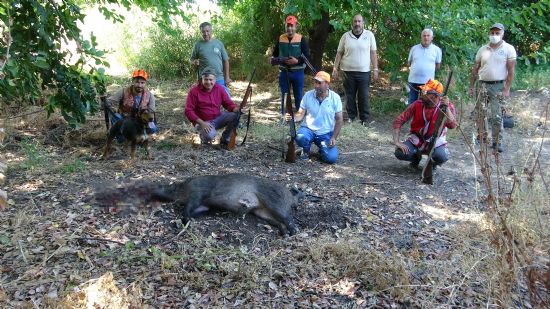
151, 174, 300, 236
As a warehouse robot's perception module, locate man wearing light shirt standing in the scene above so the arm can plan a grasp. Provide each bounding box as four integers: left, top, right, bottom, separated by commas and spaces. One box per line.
332, 14, 378, 126
469, 23, 516, 153
407, 29, 442, 105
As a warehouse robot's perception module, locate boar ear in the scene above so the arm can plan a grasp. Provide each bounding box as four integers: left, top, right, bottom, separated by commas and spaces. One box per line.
290, 187, 304, 200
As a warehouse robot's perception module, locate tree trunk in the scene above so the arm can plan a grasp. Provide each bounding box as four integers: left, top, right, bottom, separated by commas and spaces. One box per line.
307, 11, 332, 73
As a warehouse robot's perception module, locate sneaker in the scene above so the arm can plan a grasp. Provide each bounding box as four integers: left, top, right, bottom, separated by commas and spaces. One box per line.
491, 142, 504, 153
346, 118, 354, 124
299, 152, 310, 160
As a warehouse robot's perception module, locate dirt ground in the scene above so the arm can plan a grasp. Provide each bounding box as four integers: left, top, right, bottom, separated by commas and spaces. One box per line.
1, 80, 549, 308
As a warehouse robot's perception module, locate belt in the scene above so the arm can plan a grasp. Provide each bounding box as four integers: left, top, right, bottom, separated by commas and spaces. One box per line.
480, 80, 504, 84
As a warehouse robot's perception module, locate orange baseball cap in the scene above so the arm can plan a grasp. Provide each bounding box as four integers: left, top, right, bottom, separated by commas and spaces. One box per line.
419, 79, 443, 95
285, 15, 298, 26
314, 71, 331, 83
132, 69, 148, 81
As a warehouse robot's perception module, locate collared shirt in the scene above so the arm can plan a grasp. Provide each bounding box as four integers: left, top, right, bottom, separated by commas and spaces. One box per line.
299, 89, 342, 135
184, 83, 236, 124
407, 43, 442, 84
336, 30, 377, 72
475, 41, 517, 81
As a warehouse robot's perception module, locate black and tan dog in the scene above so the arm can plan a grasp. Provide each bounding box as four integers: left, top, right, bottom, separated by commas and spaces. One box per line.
102, 109, 154, 160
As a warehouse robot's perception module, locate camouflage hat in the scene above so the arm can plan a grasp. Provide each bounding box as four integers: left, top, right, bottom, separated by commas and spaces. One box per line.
201, 67, 216, 77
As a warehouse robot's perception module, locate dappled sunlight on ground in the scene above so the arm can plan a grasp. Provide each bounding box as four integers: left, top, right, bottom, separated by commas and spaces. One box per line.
13, 180, 44, 193
420, 203, 485, 223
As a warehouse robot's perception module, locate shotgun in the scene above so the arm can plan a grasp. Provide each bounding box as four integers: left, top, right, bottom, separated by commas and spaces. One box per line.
300, 53, 317, 75
284, 91, 296, 163
228, 68, 256, 150
421, 71, 453, 185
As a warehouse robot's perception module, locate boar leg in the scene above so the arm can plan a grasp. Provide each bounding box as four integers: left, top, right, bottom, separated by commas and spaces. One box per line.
252, 207, 293, 236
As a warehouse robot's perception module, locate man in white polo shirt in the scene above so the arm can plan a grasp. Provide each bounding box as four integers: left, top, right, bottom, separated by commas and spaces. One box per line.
332, 14, 378, 126
407, 28, 442, 104
469, 23, 516, 152
287, 71, 343, 164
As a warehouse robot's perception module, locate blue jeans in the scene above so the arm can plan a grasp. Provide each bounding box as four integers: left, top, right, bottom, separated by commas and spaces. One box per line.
408, 82, 423, 105
296, 127, 339, 164
216, 79, 231, 97
343, 71, 371, 121
394, 140, 449, 166
279, 69, 304, 113
195, 112, 238, 144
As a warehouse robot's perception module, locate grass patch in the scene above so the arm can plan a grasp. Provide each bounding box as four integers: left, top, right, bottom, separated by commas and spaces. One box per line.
248, 122, 287, 142
19, 137, 48, 170
514, 63, 550, 90
58, 158, 87, 174
371, 96, 406, 117
155, 140, 179, 150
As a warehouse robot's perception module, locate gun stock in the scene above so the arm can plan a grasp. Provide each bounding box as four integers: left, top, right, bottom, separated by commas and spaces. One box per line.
228, 68, 256, 150
421, 71, 453, 184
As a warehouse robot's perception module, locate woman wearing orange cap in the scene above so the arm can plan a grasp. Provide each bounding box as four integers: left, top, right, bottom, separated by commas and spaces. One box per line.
392, 79, 457, 171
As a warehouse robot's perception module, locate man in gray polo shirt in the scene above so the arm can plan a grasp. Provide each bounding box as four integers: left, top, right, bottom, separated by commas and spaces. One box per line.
469, 23, 516, 152
190, 22, 232, 95
407, 29, 442, 104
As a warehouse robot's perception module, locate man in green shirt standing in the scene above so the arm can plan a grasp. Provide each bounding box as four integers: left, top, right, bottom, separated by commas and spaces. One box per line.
190, 22, 232, 95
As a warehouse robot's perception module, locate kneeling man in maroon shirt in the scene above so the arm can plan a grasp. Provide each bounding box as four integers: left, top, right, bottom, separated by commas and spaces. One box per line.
185, 67, 242, 149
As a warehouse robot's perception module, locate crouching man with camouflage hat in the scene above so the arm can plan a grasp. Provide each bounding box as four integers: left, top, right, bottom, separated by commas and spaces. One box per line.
185, 67, 243, 149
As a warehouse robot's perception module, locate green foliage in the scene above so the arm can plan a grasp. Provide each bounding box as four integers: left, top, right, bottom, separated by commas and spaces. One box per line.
216, 0, 549, 90
20, 137, 48, 170
514, 63, 550, 90
0, 0, 192, 126
0, 1, 107, 126
129, 25, 197, 80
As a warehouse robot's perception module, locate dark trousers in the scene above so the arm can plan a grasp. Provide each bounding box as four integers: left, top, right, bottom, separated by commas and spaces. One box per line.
343, 71, 371, 121
195, 112, 238, 144
407, 82, 423, 105
394, 140, 449, 166
279, 69, 304, 113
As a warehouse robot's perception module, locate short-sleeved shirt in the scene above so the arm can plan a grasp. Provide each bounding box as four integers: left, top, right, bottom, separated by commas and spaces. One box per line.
407, 43, 442, 84
336, 30, 377, 72
190, 39, 229, 81
475, 41, 517, 82
299, 89, 342, 135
